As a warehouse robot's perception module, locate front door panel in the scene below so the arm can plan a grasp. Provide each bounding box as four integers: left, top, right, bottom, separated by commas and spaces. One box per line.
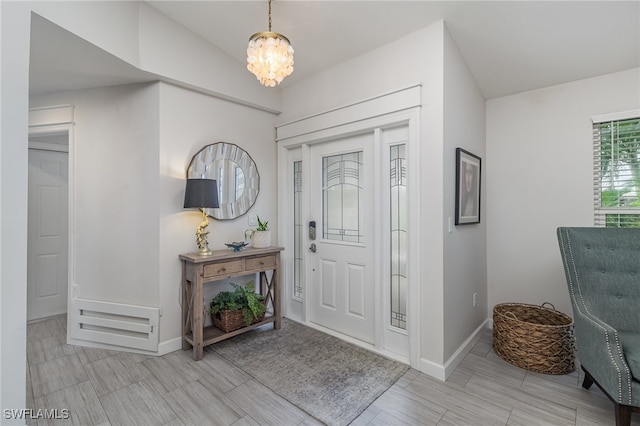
308, 133, 374, 344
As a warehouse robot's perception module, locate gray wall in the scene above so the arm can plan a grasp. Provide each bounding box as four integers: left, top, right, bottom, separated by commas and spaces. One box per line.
486, 68, 640, 318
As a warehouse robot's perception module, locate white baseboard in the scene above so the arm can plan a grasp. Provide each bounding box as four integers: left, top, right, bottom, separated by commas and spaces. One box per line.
443, 319, 489, 379
70, 317, 494, 364
67, 335, 182, 357
417, 357, 447, 381
158, 337, 183, 356
417, 319, 490, 381
67, 337, 160, 356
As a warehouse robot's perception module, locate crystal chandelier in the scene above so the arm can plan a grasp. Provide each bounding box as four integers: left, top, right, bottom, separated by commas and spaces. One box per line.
247, 0, 294, 87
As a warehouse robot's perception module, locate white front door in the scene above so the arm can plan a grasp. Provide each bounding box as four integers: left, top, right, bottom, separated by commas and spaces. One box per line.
308, 133, 375, 344
28, 148, 69, 320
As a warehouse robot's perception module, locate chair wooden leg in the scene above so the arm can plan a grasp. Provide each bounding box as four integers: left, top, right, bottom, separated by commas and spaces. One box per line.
615, 403, 632, 426
580, 366, 638, 426
581, 366, 594, 389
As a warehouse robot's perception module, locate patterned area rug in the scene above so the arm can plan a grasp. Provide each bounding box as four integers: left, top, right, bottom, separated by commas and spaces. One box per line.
211, 318, 409, 426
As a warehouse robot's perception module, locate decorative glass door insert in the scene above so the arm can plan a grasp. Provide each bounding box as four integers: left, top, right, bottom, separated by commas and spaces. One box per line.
322, 151, 364, 243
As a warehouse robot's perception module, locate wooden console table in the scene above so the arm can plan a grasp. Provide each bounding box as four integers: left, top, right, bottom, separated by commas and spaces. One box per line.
179, 246, 283, 360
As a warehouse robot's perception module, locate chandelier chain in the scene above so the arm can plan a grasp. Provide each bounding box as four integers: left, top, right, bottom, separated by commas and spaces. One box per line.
268, 0, 272, 32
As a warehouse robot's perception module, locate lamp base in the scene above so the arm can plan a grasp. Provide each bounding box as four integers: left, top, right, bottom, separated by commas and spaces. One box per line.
197, 248, 213, 256
195, 210, 213, 256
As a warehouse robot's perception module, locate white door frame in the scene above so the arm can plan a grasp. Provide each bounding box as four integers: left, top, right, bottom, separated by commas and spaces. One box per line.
28, 105, 75, 328
276, 85, 421, 367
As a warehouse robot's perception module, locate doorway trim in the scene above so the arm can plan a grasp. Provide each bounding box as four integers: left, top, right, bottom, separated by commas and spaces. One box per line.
276, 85, 422, 367
28, 105, 75, 325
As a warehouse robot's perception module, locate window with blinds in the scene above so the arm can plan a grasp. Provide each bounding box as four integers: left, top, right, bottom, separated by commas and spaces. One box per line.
593, 113, 640, 227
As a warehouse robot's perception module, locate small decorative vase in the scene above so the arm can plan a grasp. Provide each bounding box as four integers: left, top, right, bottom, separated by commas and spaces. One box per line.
252, 230, 271, 248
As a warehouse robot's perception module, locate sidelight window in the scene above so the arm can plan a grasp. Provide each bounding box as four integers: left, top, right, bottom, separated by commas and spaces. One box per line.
293, 160, 303, 299
390, 144, 407, 330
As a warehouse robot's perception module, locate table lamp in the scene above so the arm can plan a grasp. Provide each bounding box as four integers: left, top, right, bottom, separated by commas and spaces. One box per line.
184, 178, 219, 255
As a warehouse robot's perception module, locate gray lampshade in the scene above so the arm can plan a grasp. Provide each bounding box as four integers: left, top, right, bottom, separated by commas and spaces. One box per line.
183, 179, 220, 209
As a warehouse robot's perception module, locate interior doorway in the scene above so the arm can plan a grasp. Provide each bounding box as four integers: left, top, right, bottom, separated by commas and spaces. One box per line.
27, 131, 69, 321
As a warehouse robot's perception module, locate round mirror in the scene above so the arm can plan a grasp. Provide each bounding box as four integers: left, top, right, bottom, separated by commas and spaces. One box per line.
187, 142, 259, 220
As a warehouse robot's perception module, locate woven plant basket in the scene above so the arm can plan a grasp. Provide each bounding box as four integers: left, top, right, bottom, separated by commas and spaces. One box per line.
493, 302, 575, 375
212, 308, 265, 333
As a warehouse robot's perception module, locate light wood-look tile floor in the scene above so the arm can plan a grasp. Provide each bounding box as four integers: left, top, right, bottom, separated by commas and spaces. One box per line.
26, 314, 639, 425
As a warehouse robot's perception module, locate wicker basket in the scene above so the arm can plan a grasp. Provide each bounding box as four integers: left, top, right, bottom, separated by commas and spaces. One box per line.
493, 302, 575, 375
212, 308, 265, 333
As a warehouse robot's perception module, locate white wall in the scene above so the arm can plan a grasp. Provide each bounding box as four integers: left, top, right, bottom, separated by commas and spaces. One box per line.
137, 5, 279, 114
486, 68, 640, 318
442, 28, 487, 361
28, 1, 280, 113
1, 1, 31, 420
280, 23, 442, 125
30, 83, 161, 307
158, 82, 278, 344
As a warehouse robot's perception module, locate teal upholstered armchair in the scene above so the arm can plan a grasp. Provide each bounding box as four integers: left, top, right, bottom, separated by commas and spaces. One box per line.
557, 227, 640, 426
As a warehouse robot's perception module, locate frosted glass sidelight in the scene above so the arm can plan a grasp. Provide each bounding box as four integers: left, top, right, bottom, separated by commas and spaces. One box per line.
293, 161, 303, 299
390, 144, 407, 329
322, 151, 364, 243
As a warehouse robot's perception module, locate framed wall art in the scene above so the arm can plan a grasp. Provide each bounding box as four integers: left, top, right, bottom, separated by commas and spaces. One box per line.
455, 148, 481, 225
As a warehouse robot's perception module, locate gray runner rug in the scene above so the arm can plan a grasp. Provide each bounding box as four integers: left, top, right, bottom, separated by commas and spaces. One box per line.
211, 318, 409, 425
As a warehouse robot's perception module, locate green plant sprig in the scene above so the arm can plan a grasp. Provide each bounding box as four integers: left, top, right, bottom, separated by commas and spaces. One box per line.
256, 216, 269, 231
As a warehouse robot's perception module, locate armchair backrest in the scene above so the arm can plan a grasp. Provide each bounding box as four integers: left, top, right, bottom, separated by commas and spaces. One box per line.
557, 227, 640, 334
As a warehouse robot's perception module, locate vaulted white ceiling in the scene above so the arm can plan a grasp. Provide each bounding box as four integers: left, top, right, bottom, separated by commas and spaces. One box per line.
30, 1, 640, 100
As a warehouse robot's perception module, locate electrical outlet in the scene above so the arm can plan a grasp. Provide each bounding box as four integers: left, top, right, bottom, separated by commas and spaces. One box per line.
248, 214, 258, 226
473, 292, 477, 307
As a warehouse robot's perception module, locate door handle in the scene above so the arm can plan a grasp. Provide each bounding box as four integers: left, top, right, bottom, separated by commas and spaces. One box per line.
309, 221, 316, 240
309, 243, 317, 253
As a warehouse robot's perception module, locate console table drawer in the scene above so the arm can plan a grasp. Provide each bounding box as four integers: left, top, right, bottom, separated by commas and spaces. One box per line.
246, 255, 276, 270
204, 260, 243, 278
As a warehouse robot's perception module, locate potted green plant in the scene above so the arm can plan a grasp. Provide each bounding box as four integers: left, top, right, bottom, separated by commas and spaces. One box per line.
210, 282, 266, 332
251, 216, 271, 248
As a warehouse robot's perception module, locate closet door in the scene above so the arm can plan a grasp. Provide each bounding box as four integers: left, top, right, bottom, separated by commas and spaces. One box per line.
28, 148, 68, 320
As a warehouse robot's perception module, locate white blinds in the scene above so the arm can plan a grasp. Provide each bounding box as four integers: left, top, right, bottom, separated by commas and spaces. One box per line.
593, 114, 640, 227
